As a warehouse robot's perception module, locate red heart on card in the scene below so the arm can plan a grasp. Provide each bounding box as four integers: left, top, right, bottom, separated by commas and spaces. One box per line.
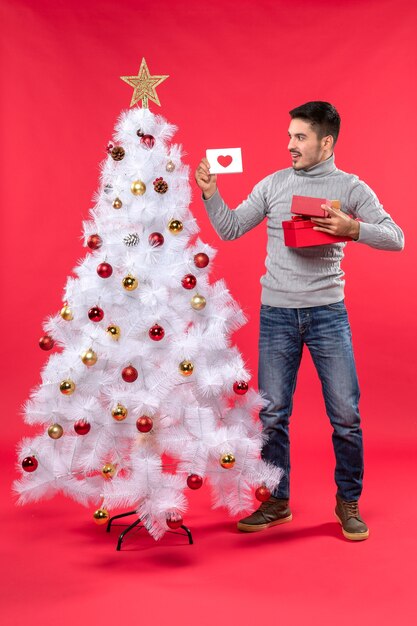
217, 155, 233, 168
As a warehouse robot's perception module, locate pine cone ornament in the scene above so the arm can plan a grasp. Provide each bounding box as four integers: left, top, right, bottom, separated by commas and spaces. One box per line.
111, 146, 125, 161
123, 233, 140, 247
153, 177, 168, 194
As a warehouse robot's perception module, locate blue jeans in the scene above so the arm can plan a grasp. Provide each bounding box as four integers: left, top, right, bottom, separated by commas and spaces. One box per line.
258, 301, 363, 502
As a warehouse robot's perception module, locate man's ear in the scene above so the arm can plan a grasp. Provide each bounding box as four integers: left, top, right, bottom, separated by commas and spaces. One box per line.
322, 134, 334, 150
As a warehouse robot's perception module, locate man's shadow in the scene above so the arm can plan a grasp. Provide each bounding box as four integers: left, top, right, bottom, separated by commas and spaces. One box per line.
231, 521, 346, 546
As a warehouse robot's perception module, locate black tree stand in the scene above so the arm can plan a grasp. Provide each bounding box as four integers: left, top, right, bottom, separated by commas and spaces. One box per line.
106, 510, 194, 551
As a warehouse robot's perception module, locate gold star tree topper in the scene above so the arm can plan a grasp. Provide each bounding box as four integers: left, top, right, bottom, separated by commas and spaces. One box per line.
120, 58, 169, 108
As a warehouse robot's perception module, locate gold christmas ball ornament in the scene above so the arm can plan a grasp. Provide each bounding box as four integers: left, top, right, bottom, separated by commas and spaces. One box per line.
112, 197, 123, 209
179, 360, 194, 377
166, 160, 176, 173
48, 423, 63, 439
111, 403, 128, 421
220, 453, 236, 469
191, 294, 206, 311
106, 324, 120, 340
60, 379, 76, 395
101, 463, 117, 480
168, 219, 183, 234
60, 304, 73, 321
122, 275, 138, 291
81, 348, 98, 367
93, 508, 109, 525
130, 180, 146, 196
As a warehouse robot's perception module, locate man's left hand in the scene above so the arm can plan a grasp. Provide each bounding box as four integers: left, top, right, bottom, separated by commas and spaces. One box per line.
311, 204, 360, 240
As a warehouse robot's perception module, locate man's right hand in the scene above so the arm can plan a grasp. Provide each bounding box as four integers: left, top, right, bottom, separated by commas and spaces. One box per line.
195, 157, 218, 200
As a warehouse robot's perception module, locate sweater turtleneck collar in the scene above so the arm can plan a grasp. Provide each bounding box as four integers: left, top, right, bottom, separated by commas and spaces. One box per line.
293, 154, 336, 177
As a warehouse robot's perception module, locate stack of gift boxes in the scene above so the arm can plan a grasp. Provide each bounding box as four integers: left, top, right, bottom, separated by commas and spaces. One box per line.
282, 195, 353, 247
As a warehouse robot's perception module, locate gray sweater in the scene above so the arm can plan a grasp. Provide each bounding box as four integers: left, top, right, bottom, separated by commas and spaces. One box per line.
203, 154, 404, 308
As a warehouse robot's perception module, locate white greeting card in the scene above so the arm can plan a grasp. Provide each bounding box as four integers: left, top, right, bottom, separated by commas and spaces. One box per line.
206, 148, 243, 174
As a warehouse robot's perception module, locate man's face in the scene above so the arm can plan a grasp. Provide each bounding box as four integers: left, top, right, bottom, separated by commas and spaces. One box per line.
287, 118, 330, 170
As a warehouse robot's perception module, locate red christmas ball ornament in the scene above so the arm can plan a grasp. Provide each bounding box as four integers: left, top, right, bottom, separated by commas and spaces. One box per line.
255, 486, 271, 502
148, 232, 164, 247
74, 419, 91, 435
187, 474, 203, 490
122, 365, 138, 383
97, 262, 113, 278
194, 252, 209, 268
181, 274, 197, 290
141, 134, 155, 149
22, 456, 38, 472
136, 415, 153, 433
87, 234, 102, 250
166, 515, 183, 529
149, 324, 165, 341
233, 381, 249, 395
106, 141, 114, 154
39, 335, 55, 351
88, 306, 104, 322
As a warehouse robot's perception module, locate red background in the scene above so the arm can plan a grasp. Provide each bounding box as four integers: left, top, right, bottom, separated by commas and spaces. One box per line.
1, 1, 416, 624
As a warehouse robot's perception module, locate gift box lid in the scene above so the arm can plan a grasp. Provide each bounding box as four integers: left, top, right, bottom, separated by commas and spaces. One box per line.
291, 195, 341, 217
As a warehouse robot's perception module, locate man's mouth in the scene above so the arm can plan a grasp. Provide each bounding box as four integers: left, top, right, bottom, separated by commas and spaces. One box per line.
290, 152, 301, 159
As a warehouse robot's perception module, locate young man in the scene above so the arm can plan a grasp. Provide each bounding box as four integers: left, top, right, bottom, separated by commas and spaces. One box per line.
195, 101, 404, 541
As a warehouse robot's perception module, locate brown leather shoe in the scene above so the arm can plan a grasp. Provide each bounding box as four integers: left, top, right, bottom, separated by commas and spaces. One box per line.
335, 496, 369, 541
237, 497, 292, 532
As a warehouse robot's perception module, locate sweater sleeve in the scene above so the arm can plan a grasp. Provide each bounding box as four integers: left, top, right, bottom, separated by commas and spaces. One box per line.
202, 180, 268, 241
349, 180, 404, 251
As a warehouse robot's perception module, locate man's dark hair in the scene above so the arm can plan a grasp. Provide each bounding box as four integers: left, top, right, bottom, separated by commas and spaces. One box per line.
289, 101, 341, 145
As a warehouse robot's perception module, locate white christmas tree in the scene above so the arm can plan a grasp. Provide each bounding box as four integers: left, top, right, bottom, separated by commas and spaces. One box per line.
14, 60, 282, 540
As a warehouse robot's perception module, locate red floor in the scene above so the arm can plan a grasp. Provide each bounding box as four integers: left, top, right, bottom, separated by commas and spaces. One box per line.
3, 436, 416, 626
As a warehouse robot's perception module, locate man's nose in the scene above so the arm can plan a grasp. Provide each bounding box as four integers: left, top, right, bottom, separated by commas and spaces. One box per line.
288, 138, 295, 150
